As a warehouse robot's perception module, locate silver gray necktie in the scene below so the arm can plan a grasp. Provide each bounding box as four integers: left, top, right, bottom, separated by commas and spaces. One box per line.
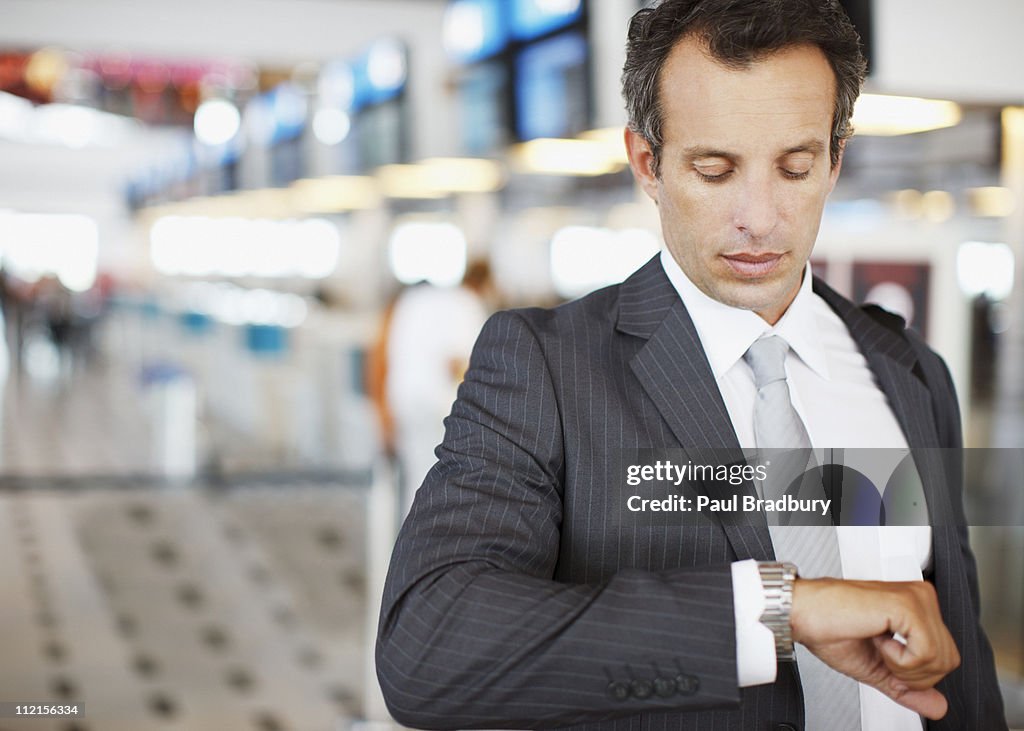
744, 335, 861, 731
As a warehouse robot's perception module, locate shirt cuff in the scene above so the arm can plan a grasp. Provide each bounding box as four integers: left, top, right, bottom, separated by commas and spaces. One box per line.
731, 559, 778, 687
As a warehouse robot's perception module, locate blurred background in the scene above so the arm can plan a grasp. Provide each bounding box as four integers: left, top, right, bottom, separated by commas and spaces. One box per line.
1, 0, 1023, 729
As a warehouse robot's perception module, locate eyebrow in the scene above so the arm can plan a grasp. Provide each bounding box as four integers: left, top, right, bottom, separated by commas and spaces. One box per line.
683, 139, 826, 161
782, 140, 826, 156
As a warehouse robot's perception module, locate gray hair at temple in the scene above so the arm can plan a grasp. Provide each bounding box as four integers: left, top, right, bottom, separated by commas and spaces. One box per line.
622, 0, 867, 178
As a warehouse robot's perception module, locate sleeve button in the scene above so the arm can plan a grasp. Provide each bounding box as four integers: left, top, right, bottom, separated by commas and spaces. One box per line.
653, 676, 677, 697
675, 673, 700, 695
606, 681, 631, 702
630, 678, 654, 699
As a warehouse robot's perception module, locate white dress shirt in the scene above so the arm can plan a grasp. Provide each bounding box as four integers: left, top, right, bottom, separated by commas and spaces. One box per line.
659, 249, 932, 730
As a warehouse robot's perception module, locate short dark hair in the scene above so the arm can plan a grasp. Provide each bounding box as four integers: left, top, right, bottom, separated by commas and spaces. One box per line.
622, 0, 866, 177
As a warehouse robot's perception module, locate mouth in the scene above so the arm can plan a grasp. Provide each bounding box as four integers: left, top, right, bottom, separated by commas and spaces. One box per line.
720, 252, 785, 278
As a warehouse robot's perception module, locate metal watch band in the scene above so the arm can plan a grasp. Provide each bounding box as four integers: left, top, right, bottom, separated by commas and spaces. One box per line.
757, 561, 798, 662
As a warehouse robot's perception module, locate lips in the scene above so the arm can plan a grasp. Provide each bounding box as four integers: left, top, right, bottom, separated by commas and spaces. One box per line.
721, 252, 784, 278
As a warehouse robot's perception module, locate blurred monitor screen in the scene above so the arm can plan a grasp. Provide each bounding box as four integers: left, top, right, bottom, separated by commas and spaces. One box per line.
354, 100, 405, 170
515, 31, 588, 141
459, 61, 508, 155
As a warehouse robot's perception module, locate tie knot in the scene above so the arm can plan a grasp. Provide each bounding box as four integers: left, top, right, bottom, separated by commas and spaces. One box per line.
743, 335, 790, 388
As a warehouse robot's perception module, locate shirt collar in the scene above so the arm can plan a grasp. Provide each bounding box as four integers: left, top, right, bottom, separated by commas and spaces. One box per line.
658, 248, 830, 381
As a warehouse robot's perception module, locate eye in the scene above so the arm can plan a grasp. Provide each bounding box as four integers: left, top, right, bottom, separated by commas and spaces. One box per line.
782, 169, 811, 180
696, 169, 733, 183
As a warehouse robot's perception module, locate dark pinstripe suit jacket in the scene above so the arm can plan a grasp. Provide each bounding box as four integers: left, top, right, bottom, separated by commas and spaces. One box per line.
377, 257, 1006, 730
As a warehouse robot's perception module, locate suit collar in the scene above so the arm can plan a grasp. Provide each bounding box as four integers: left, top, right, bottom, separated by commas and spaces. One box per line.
616, 256, 680, 338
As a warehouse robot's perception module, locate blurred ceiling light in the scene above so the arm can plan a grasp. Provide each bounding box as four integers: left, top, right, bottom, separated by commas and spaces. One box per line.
922, 190, 955, 223
312, 108, 351, 145
550, 225, 659, 298
419, 157, 505, 193
512, 138, 625, 176
375, 159, 503, 198
150, 215, 340, 279
578, 127, 629, 165
175, 190, 288, 219
957, 241, 1014, 300
194, 98, 241, 146
230, 189, 295, 219
367, 39, 407, 91
1003, 107, 1024, 179
377, 165, 449, 199
0, 95, 138, 148
0, 211, 99, 292
389, 221, 467, 286
443, 1, 486, 58
290, 176, 379, 212
888, 188, 924, 219
967, 186, 1016, 217
25, 48, 68, 95
852, 94, 961, 136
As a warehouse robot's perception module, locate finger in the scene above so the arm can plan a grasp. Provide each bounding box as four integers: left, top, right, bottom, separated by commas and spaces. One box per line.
884, 684, 949, 721
880, 630, 958, 683
877, 636, 956, 685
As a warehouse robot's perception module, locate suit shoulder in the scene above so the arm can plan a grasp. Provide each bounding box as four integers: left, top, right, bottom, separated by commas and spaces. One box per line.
860, 303, 907, 334
493, 283, 621, 340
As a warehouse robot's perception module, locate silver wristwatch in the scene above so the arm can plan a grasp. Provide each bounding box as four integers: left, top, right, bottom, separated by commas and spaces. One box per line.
757, 561, 798, 662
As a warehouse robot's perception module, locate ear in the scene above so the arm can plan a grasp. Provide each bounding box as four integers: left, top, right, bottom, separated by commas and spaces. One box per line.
624, 127, 660, 204
827, 138, 846, 194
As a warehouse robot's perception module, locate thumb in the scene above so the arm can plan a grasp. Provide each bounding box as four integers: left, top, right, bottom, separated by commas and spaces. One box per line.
885, 684, 949, 720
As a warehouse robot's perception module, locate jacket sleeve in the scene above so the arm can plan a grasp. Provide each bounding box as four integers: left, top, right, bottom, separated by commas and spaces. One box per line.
376, 309, 741, 729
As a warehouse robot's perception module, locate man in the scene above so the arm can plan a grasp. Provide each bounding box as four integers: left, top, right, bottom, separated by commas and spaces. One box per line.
376, 1, 1006, 728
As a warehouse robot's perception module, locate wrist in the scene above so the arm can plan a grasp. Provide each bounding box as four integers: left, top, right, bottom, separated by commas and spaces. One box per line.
790, 576, 839, 645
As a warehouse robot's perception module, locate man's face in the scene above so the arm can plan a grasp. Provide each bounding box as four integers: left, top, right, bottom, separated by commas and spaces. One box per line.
626, 38, 844, 324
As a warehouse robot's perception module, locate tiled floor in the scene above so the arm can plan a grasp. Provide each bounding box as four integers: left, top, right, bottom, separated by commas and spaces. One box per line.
0, 486, 369, 731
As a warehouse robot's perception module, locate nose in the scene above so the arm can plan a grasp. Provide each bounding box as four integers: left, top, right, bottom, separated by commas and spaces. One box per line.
733, 175, 779, 240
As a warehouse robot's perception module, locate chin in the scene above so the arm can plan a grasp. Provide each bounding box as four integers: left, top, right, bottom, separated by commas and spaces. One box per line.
715, 284, 782, 312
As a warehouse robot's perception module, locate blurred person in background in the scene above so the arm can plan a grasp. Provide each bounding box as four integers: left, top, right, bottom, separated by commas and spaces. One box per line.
39, 275, 74, 376
385, 260, 494, 514
367, 288, 404, 461
0, 267, 30, 373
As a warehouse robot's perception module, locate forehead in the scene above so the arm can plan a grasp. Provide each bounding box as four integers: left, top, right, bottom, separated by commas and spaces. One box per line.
658, 37, 836, 151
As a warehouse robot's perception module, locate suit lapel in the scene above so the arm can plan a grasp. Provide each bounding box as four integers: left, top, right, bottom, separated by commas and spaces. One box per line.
618, 258, 774, 561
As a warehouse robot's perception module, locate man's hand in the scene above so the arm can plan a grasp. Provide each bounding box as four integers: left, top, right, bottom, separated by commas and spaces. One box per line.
791, 578, 960, 720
